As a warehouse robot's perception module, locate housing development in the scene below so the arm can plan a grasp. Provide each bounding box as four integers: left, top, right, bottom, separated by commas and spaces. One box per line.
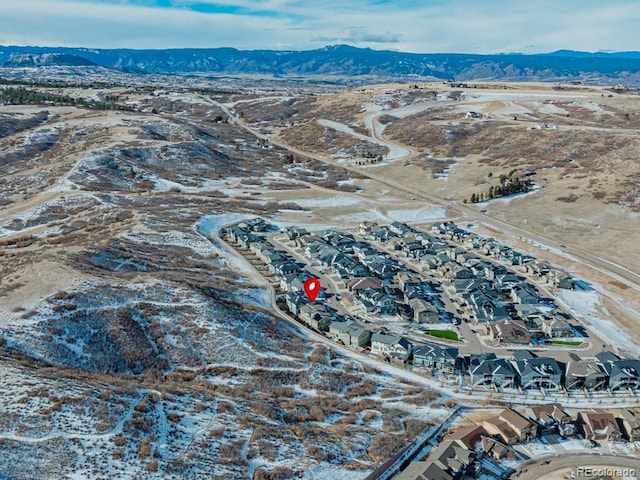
223, 217, 640, 478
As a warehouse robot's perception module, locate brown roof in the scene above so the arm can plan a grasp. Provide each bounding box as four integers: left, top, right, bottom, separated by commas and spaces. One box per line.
499, 408, 535, 432
581, 411, 621, 436
445, 424, 488, 450
482, 437, 510, 459
527, 403, 571, 423
490, 319, 531, 342
346, 277, 383, 291
483, 418, 519, 443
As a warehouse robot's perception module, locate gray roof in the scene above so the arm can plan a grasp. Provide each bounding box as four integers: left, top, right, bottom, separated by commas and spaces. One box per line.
413, 343, 458, 362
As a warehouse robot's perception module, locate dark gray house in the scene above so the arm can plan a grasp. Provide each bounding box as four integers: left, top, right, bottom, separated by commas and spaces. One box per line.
514, 351, 563, 391
596, 352, 640, 391
413, 343, 458, 375
469, 353, 518, 389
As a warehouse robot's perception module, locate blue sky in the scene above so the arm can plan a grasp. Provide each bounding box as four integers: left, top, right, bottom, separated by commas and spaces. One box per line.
0, 0, 638, 53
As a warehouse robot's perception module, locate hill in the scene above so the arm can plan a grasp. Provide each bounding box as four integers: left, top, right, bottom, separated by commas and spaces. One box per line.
3, 53, 98, 68
0, 45, 639, 84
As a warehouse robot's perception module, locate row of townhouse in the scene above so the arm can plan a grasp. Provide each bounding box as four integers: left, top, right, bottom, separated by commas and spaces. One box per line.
468, 350, 640, 392
423, 223, 580, 342
294, 230, 403, 281
433, 220, 577, 289
398, 404, 640, 480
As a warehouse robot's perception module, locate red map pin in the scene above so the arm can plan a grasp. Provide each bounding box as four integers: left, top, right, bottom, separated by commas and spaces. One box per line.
303, 278, 321, 302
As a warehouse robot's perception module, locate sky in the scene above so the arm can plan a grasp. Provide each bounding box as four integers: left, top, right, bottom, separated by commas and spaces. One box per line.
0, 0, 638, 53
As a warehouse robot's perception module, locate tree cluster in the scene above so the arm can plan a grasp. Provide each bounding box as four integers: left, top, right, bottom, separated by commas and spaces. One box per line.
0, 86, 134, 111
355, 150, 384, 165
468, 174, 533, 203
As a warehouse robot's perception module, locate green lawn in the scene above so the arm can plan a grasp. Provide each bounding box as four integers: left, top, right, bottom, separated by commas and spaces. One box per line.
426, 329, 460, 341
550, 340, 583, 346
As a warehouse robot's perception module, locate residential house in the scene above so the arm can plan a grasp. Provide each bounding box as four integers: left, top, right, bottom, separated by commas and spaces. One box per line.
444, 264, 474, 280
524, 404, 575, 437
444, 424, 488, 451
617, 409, 640, 442
346, 277, 383, 293
453, 278, 487, 295
372, 226, 398, 243
394, 462, 452, 480
285, 291, 308, 316
272, 259, 302, 278
236, 231, 258, 248
328, 321, 372, 348
579, 411, 623, 441
525, 260, 552, 277
565, 356, 607, 391
396, 272, 422, 292
493, 273, 522, 293
547, 269, 575, 289
555, 273, 576, 289
513, 303, 554, 321
483, 408, 536, 444
413, 343, 458, 374
510, 285, 540, 305
280, 273, 307, 293
514, 351, 564, 391
404, 284, 426, 303
223, 225, 244, 243
489, 319, 531, 345
248, 241, 266, 255
322, 230, 355, 251
239, 217, 268, 232
466, 291, 510, 323
396, 439, 475, 480
356, 287, 397, 315
359, 221, 378, 235
285, 226, 308, 240
541, 317, 572, 338
371, 333, 412, 362
259, 247, 286, 266
409, 298, 440, 324
596, 352, 640, 391
368, 259, 401, 280
469, 353, 518, 389
390, 221, 413, 236
298, 304, 332, 332
481, 437, 511, 461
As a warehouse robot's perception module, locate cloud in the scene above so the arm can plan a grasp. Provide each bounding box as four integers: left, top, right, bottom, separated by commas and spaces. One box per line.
0, 0, 637, 53
314, 27, 403, 45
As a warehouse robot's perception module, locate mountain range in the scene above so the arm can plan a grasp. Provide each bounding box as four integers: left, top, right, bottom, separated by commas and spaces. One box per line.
1, 45, 639, 84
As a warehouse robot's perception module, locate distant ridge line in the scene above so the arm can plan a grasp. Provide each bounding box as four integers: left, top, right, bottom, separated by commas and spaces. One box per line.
0, 45, 639, 85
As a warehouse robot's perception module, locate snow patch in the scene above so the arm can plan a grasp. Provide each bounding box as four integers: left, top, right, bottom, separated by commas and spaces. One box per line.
559, 289, 639, 353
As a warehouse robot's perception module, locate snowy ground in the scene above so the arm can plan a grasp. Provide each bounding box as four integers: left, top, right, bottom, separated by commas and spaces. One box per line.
559, 289, 639, 353
476, 185, 545, 206
318, 118, 411, 161
197, 213, 269, 282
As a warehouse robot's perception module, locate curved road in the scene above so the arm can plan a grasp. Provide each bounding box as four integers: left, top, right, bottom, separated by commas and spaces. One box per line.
209, 221, 640, 409
208, 96, 640, 292
512, 454, 640, 480
204, 96, 640, 350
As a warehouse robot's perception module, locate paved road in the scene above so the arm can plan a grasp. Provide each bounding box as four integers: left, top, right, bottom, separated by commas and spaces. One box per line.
209, 96, 640, 296
511, 454, 640, 480
212, 222, 640, 408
